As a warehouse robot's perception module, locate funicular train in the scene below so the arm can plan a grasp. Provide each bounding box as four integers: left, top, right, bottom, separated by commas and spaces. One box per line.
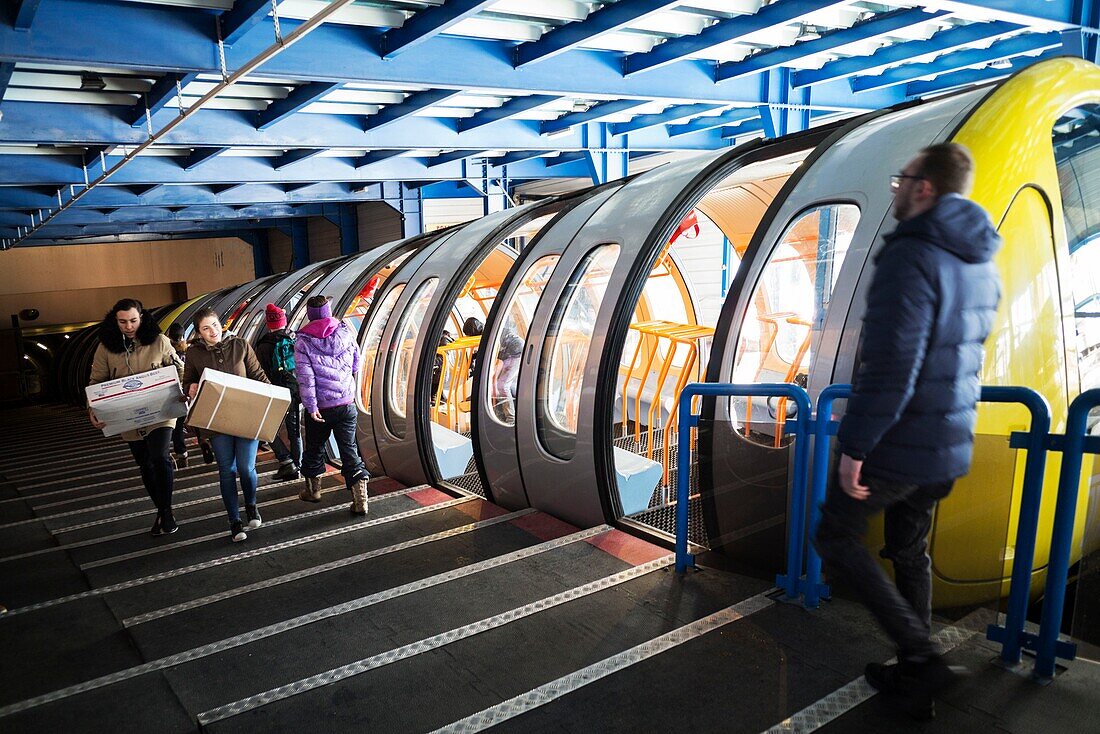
57, 58, 1100, 608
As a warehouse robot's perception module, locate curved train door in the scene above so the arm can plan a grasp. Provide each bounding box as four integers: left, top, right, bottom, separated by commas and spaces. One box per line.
474, 184, 625, 510
236, 259, 342, 345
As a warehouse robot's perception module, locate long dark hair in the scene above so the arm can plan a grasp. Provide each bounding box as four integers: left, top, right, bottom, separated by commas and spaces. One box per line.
192, 306, 220, 332
97, 297, 162, 353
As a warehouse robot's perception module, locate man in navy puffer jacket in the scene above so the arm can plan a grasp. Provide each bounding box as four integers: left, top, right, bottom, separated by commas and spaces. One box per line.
814, 143, 1001, 718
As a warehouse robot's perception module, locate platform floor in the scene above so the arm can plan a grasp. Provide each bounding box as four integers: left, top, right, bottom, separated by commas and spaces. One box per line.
1, 404, 1097, 733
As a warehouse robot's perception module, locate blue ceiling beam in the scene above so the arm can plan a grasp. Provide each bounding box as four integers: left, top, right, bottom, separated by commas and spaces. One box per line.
281, 182, 325, 194
904, 46, 1064, 96
790, 21, 1023, 88
608, 103, 726, 136
497, 150, 551, 166
271, 148, 327, 170
0, 182, 386, 209
219, 0, 270, 45
128, 184, 163, 197
715, 8, 950, 83
364, 89, 464, 131
667, 107, 760, 137
622, 0, 850, 77
209, 182, 248, 195
0, 61, 12, 100
256, 81, 343, 130
10, 0, 42, 30
9, 219, 294, 241
721, 118, 767, 139
0, 202, 335, 227
355, 149, 408, 169
545, 151, 587, 168
181, 146, 231, 171
382, 0, 496, 59
0, 0, 906, 110
917, 0, 1077, 27
514, 0, 679, 67
425, 149, 490, 168
128, 72, 198, 128
456, 94, 561, 132
541, 99, 650, 136
852, 31, 1065, 92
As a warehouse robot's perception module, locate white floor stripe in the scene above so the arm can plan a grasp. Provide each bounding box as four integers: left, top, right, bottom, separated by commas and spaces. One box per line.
0, 525, 609, 718
432, 591, 776, 734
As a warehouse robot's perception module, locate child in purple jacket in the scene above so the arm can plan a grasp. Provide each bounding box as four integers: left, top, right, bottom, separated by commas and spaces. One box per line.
294, 295, 370, 514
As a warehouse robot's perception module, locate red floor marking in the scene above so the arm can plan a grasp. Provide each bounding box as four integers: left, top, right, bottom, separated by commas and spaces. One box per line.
509, 512, 580, 542
407, 487, 456, 507
455, 500, 511, 521
585, 529, 668, 566
367, 477, 407, 496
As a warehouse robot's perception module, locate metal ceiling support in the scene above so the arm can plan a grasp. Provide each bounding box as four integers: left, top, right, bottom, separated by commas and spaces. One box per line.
282, 182, 321, 193
127, 72, 199, 128
581, 123, 626, 185
363, 88, 464, 131
355, 150, 408, 169
544, 151, 586, 168
541, 99, 650, 136
0, 61, 12, 101
256, 81, 343, 130
289, 217, 308, 268
790, 20, 1022, 88
851, 31, 1064, 92
219, 0, 271, 46
272, 148, 327, 170
715, 7, 950, 83
425, 150, 490, 168
0, 182, 379, 210
514, 0, 680, 67
10, 0, 41, 30
251, 228, 272, 277
182, 146, 231, 171
456, 94, 561, 132
667, 108, 760, 137
128, 184, 162, 197
608, 103, 726, 136
337, 203, 358, 255
720, 118, 768, 139
918, 0, 1077, 27
497, 150, 550, 166
623, 0, 850, 77
381, 0, 496, 59
905, 46, 1064, 95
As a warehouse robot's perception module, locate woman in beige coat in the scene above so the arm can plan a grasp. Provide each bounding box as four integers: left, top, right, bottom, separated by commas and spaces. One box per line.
88, 298, 184, 535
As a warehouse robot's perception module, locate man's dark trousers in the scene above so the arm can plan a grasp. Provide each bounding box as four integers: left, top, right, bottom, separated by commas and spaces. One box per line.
814, 474, 953, 661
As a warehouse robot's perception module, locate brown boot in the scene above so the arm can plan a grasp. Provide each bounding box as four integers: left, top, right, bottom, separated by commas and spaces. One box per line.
298, 476, 322, 503
350, 478, 368, 515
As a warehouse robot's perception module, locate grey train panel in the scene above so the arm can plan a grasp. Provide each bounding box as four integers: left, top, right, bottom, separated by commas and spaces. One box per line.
473, 184, 624, 511
327, 231, 445, 325
701, 88, 989, 562
234, 259, 341, 345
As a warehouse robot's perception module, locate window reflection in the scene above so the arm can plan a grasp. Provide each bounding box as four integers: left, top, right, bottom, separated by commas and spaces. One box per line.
386, 279, 438, 436
357, 283, 405, 415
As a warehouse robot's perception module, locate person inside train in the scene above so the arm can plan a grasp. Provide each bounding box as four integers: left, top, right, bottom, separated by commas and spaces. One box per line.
294, 295, 370, 515
166, 322, 190, 468
492, 326, 523, 423
813, 143, 1001, 719
87, 298, 184, 536
431, 329, 455, 405
462, 316, 484, 378
182, 307, 272, 543
254, 304, 302, 482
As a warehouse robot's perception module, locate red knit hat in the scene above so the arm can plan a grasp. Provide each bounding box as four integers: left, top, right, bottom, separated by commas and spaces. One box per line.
265, 303, 287, 330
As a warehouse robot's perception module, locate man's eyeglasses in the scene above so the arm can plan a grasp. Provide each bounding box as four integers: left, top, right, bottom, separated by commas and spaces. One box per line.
890, 173, 924, 190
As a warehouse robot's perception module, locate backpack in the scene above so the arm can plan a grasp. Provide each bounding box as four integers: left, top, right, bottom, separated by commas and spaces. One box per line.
271, 335, 297, 384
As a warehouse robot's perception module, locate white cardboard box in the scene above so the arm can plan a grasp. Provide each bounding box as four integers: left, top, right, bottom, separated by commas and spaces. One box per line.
85, 366, 188, 437
186, 368, 291, 442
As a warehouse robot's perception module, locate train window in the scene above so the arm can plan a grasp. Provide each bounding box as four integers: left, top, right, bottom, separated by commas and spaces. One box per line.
385, 278, 438, 437
1052, 103, 1100, 393
729, 204, 860, 444
357, 283, 405, 415
486, 254, 561, 426
538, 244, 621, 459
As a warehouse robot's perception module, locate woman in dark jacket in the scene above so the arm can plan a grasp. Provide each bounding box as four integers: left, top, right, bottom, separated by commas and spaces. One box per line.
182, 307, 272, 543
88, 298, 184, 536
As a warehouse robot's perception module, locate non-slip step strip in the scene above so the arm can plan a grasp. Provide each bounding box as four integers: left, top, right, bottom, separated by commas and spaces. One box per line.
0, 473, 342, 564
0, 524, 610, 717
31, 464, 255, 508
432, 590, 776, 733
82, 484, 428, 570
11, 446, 198, 484
198, 554, 676, 725
18, 464, 142, 493
0, 469, 281, 529
1, 494, 472, 618
124, 507, 537, 626
762, 624, 979, 733
0, 441, 131, 465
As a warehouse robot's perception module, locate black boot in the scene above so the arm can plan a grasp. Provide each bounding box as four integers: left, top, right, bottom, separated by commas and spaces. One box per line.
160, 509, 179, 535
150, 512, 164, 537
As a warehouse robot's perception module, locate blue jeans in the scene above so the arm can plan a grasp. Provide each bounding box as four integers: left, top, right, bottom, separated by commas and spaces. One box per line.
271, 396, 302, 468
302, 403, 367, 488
210, 433, 260, 522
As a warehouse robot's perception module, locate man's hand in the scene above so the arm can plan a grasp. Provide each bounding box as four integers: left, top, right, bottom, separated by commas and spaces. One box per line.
187, 383, 198, 400
88, 408, 106, 430
838, 453, 870, 500
310, 410, 324, 422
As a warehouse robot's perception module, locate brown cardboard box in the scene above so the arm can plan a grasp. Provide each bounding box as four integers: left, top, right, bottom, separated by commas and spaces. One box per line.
186, 368, 291, 442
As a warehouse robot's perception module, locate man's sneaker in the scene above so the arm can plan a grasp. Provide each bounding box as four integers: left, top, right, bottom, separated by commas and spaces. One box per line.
160, 510, 179, 535
865, 663, 935, 721
230, 520, 248, 542
150, 513, 164, 537
174, 451, 189, 469
201, 441, 215, 464
274, 463, 300, 481
902, 654, 966, 695
245, 504, 262, 529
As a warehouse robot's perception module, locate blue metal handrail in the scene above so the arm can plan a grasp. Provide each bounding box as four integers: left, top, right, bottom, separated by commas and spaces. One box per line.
1034, 387, 1100, 679
675, 383, 813, 601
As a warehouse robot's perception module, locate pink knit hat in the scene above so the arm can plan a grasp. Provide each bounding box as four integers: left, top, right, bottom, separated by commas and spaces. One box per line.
264, 303, 287, 330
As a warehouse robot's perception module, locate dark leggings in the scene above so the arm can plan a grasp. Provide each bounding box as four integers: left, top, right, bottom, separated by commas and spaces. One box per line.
171, 421, 187, 455
126, 426, 176, 513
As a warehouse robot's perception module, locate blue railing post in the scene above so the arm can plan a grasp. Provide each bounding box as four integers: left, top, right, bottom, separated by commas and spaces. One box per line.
978, 386, 1051, 666
802, 383, 852, 608
1034, 388, 1100, 679
675, 386, 700, 574
777, 387, 814, 601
